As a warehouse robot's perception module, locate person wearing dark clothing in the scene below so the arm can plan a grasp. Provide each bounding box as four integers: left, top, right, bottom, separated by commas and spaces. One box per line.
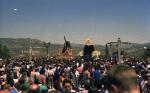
6, 62, 14, 87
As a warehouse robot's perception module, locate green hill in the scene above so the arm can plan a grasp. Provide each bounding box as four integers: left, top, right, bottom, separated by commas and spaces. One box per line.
0, 38, 44, 48
0, 38, 149, 58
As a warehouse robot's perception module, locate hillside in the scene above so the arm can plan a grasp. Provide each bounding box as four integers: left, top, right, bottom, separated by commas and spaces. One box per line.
0, 38, 44, 49
0, 38, 149, 58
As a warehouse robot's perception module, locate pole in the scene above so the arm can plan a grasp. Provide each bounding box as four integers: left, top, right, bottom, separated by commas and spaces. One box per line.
117, 37, 121, 64
29, 45, 32, 62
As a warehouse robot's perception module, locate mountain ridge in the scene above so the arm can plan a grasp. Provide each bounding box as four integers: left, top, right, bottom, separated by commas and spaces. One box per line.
0, 38, 149, 57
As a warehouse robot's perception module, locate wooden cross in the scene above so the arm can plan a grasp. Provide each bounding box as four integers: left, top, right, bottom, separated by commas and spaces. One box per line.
107, 37, 130, 64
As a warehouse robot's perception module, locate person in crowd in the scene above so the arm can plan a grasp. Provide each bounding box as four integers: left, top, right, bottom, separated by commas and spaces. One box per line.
6, 62, 15, 87
104, 64, 141, 93
0, 84, 18, 93
38, 65, 46, 85
70, 66, 79, 92
46, 66, 54, 89
82, 65, 92, 91
28, 84, 39, 93
30, 66, 36, 83
63, 79, 76, 93
39, 82, 48, 93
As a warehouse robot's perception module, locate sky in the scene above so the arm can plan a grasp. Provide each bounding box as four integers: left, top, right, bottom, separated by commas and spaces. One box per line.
0, 0, 150, 45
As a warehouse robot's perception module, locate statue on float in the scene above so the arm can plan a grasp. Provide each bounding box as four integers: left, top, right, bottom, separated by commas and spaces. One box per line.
58, 36, 73, 60
78, 38, 101, 61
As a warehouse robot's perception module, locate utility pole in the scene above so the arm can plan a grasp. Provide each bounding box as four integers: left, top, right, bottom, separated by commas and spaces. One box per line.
107, 37, 130, 64
43, 42, 51, 58
29, 45, 32, 62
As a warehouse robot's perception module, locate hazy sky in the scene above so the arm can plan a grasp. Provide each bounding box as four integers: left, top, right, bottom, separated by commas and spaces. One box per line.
0, 0, 150, 44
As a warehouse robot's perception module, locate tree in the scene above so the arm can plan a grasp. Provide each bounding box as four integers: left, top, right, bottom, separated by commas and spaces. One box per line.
105, 44, 109, 58
143, 47, 150, 59
0, 43, 2, 57
0, 44, 10, 59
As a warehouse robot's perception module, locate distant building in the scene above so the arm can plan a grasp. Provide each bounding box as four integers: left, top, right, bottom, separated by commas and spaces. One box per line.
18, 50, 40, 57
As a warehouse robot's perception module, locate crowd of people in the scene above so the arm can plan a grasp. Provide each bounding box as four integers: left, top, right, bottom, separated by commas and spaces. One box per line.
0, 57, 150, 93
